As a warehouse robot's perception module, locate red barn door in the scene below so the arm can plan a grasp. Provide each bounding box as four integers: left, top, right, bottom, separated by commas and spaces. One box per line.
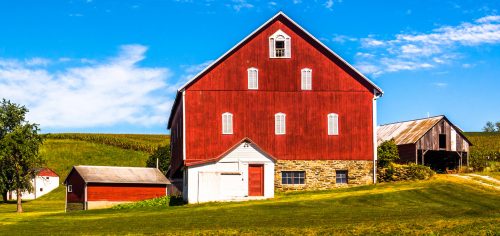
248, 164, 264, 196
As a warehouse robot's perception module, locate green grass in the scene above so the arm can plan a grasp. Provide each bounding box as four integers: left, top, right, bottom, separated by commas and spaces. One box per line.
0, 175, 498, 235
40, 139, 150, 182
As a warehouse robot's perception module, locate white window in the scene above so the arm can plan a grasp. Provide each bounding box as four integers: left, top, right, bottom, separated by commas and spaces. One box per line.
67, 185, 73, 193
275, 113, 286, 135
247, 67, 258, 90
222, 112, 233, 134
301, 68, 312, 90
328, 113, 339, 135
269, 30, 291, 58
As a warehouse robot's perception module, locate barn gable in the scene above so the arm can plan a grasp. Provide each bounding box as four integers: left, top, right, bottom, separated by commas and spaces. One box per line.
167, 11, 382, 129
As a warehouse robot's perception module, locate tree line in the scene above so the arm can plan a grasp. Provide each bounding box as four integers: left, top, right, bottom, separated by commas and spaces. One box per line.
0, 99, 43, 213
483, 121, 500, 132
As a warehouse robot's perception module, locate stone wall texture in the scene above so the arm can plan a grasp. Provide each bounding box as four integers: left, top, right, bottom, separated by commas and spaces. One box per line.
274, 160, 374, 191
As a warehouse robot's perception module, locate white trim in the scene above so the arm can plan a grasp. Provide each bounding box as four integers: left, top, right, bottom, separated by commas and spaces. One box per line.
247, 67, 259, 90
84, 183, 88, 210
176, 11, 383, 95
182, 91, 186, 161
373, 89, 380, 184
274, 113, 286, 135
65, 185, 68, 212
269, 29, 291, 59
67, 185, 73, 192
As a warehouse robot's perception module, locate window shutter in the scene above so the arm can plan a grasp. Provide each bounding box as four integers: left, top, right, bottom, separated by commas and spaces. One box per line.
285, 37, 291, 57
269, 38, 275, 58
301, 70, 306, 90
328, 113, 339, 135
275, 115, 280, 134
228, 114, 233, 134
307, 70, 312, 90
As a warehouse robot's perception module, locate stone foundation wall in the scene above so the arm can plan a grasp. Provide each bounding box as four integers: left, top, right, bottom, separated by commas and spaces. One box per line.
275, 160, 374, 191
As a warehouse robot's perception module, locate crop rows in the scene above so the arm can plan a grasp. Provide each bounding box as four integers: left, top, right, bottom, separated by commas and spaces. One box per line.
43, 133, 170, 154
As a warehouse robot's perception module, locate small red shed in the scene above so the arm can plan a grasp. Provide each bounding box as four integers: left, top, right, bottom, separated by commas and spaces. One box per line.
64, 166, 170, 211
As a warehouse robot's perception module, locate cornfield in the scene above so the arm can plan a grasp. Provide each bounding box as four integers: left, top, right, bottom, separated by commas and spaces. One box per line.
43, 133, 170, 154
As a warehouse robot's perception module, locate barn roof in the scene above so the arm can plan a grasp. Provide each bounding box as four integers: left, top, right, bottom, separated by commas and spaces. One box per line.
377, 115, 472, 146
65, 166, 170, 185
167, 11, 383, 129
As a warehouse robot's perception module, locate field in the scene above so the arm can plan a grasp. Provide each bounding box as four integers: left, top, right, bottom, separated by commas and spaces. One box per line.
0, 133, 498, 235
0, 175, 498, 235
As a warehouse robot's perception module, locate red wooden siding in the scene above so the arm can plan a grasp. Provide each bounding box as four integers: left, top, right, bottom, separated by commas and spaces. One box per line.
171, 16, 377, 169
87, 183, 166, 201
248, 165, 264, 196
169, 101, 184, 178
66, 170, 86, 203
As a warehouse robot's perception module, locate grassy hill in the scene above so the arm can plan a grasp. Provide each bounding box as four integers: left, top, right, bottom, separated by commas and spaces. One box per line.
0, 133, 497, 234
0, 175, 498, 235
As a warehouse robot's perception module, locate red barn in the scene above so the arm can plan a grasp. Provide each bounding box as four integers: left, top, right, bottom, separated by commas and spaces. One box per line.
64, 166, 170, 211
167, 12, 383, 203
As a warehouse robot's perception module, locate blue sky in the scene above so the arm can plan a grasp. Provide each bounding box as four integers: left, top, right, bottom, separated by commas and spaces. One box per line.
0, 0, 499, 134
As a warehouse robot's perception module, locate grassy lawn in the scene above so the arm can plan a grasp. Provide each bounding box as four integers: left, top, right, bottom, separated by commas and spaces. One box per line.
0, 175, 498, 235
39, 139, 150, 182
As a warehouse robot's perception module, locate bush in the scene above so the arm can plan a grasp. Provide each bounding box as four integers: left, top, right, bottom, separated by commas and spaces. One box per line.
112, 196, 170, 209
377, 139, 400, 168
378, 163, 435, 182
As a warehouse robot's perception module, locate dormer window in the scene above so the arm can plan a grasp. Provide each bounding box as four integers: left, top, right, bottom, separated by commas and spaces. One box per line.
269, 30, 291, 58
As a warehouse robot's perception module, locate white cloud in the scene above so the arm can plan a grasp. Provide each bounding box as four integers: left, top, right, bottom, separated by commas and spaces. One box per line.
324, 0, 334, 10
331, 34, 357, 43
433, 82, 448, 88
0, 44, 172, 129
229, 0, 253, 11
354, 15, 500, 76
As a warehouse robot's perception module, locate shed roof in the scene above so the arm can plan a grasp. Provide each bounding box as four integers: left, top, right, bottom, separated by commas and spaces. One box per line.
65, 166, 170, 185
377, 116, 445, 145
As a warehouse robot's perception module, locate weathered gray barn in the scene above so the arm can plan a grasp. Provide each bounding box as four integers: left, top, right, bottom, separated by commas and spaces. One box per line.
377, 116, 472, 172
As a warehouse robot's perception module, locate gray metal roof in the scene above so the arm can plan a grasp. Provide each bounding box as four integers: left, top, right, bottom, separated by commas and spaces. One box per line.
71, 166, 170, 185
377, 116, 444, 146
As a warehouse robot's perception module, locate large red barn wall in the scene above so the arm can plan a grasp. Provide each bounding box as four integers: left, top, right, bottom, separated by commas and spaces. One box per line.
87, 183, 166, 201
170, 102, 184, 177
66, 170, 85, 203
184, 19, 374, 162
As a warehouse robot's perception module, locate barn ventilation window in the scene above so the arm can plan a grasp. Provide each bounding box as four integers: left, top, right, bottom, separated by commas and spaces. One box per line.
67, 185, 72, 192
247, 67, 258, 90
269, 30, 291, 58
275, 113, 286, 135
222, 112, 233, 134
328, 113, 339, 135
301, 68, 312, 90
282, 171, 305, 184
439, 134, 446, 149
336, 170, 348, 184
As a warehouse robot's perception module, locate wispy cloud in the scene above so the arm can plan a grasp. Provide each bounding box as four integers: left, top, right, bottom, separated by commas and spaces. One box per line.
433, 82, 448, 88
0, 45, 172, 129
229, 0, 253, 11
352, 15, 500, 76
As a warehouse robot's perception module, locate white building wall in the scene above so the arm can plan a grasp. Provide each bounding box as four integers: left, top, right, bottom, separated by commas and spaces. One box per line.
9, 175, 59, 200
186, 142, 275, 203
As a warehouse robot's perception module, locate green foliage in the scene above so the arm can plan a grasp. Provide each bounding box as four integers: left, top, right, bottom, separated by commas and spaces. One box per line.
0, 99, 44, 212
378, 163, 435, 182
43, 133, 169, 154
377, 139, 400, 168
0, 175, 499, 234
483, 121, 497, 132
146, 145, 171, 175
112, 196, 170, 209
466, 132, 500, 171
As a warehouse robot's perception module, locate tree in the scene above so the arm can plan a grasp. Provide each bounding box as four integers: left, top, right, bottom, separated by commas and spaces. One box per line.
377, 139, 400, 168
0, 124, 43, 212
0, 99, 28, 202
0, 99, 44, 213
495, 121, 500, 132
483, 121, 496, 132
146, 145, 171, 176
